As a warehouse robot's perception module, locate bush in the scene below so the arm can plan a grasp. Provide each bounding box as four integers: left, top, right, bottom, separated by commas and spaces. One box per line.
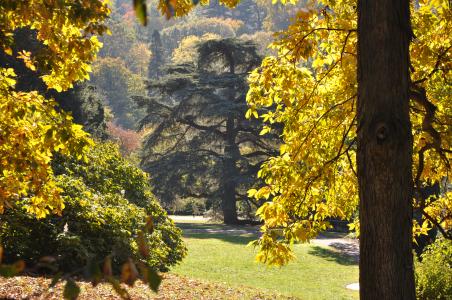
415, 237, 452, 299
0, 142, 186, 272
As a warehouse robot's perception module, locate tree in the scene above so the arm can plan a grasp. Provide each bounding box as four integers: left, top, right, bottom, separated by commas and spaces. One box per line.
0, 0, 110, 217
136, 0, 450, 223
126, 42, 152, 77
1, 2, 180, 293
138, 39, 278, 224
357, 1, 415, 297
98, 17, 138, 60
148, 30, 166, 79
195, 0, 263, 33
133, 0, 449, 266
243, 0, 450, 297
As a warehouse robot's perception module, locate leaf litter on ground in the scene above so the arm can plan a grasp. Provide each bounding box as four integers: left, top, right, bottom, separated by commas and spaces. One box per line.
0, 273, 297, 299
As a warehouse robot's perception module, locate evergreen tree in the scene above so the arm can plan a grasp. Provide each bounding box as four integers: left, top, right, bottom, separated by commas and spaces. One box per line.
56, 84, 108, 140
137, 39, 278, 224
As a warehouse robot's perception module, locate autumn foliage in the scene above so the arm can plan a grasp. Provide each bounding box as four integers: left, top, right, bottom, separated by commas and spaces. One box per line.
107, 122, 142, 153
245, 0, 451, 264
0, 0, 109, 218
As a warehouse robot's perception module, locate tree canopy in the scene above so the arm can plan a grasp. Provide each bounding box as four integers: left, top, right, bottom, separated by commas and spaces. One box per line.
244, 0, 451, 265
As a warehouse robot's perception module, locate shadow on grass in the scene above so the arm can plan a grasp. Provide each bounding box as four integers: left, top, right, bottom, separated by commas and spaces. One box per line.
176, 223, 258, 232
176, 223, 228, 231
175, 222, 258, 245
308, 245, 358, 266
182, 231, 256, 245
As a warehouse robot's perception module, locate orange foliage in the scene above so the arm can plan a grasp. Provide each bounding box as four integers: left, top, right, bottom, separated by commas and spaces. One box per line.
107, 122, 142, 153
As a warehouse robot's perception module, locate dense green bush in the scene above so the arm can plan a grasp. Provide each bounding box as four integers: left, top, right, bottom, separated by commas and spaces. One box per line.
0, 142, 186, 272
415, 237, 452, 299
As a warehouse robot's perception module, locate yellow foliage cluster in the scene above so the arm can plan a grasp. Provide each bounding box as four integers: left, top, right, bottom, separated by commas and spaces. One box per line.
0, 68, 93, 217
245, 0, 451, 265
0, 0, 109, 217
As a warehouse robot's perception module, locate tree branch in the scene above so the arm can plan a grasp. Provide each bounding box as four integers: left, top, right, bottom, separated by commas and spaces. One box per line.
421, 209, 451, 240
177, 116, 226, 138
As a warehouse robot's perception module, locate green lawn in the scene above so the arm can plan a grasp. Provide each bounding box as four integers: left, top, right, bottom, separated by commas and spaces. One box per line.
170, 222, 359, 300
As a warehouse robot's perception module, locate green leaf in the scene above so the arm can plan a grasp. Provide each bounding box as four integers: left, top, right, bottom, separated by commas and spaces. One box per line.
133, 0, 147, 26
63, 279, 80, 300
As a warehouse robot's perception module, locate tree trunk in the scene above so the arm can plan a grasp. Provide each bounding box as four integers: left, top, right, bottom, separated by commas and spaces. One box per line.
221, 116, 239, 224
357, 0, 415, 299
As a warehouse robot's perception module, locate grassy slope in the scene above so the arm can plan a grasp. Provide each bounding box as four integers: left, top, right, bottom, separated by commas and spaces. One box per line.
171, 223, 359, 300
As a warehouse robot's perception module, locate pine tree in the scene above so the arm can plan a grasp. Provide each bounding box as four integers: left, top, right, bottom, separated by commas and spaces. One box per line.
137, 39, 278, 223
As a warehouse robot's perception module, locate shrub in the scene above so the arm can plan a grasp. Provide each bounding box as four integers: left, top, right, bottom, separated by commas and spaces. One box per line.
415, 237, 452, 299
0, 142, 186, 272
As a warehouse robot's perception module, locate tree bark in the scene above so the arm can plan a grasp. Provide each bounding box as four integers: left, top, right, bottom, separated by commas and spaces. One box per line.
357, 0, 415, 299
221, 116, 239, 224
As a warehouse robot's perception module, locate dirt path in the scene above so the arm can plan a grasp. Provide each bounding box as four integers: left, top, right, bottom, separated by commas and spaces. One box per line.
311, 233, 359, 262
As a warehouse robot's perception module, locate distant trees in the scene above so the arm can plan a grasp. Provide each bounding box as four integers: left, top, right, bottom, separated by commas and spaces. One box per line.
148, 30, 165, 79
138, 39, 279, 224
161, 17, 244, 52
90, 57, 146, 129
171, 33, 221, 64
90, 13, 150, 130
56, 84, 108, 140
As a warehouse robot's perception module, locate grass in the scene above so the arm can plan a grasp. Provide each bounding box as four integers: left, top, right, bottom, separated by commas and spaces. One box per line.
171, 221, 359, 300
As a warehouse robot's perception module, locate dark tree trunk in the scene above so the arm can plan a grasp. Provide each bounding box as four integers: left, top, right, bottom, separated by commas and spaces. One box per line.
221, 116, 239, 224
357, 0, 415, 299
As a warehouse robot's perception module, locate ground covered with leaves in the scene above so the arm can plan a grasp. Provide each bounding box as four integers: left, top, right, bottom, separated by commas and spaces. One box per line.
0, 273, 295, 299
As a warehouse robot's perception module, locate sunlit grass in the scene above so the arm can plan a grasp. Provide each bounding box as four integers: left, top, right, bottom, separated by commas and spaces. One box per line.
171, 222, 359, 300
